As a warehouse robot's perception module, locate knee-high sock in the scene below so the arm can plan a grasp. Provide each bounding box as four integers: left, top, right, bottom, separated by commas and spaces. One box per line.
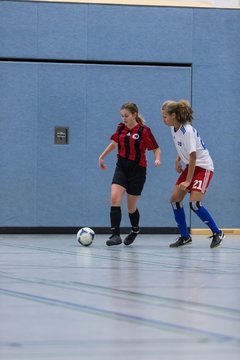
110, 206, 121, 235
171, 202, 190, 238
190, 202, 220, 234
129, 209, 140, 232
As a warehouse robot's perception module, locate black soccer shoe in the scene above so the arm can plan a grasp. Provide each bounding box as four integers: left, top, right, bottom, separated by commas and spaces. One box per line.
124, 230, 139, 246
169, 236, 192, 248
209, 231, 225, 248
106, 234, 122, 246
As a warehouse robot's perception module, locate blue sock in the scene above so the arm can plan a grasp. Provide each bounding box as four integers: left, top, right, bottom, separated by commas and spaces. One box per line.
190, 202, 220, 234
171, 202, 190, 238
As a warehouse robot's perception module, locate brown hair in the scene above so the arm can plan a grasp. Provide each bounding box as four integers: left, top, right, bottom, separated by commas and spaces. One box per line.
120, 102, 145, 125
161, 99, 193, 124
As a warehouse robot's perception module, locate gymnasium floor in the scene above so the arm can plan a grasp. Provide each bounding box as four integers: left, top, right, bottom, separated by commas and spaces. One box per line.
0, 233, 239, 360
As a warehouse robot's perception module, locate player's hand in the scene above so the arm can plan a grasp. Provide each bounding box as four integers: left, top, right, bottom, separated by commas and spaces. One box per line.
154, 160, 161, 167
179, 180, 190, 191
98, 157, 106, 170
175, 159, 183, 173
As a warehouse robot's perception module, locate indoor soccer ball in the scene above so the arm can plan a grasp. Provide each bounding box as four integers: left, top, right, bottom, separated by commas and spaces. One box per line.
77, 227, 95, 247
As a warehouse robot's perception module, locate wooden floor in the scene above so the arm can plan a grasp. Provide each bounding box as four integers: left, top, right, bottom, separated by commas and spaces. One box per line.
0, 233, 240, 360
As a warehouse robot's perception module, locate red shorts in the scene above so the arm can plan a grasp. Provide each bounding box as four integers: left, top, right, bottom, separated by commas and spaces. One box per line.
176, 166, 214, 194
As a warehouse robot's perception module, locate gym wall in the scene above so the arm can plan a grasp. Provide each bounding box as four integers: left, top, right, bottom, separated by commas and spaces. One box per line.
0, 1, 239, 231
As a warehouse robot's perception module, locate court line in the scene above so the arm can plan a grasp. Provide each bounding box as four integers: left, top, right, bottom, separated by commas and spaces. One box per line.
1, 273, 239, 320
0, 287, 238, 342
1, 241, 239, 274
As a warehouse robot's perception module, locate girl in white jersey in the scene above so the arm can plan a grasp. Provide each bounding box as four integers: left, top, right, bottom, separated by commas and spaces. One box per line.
161, 100, 224, 248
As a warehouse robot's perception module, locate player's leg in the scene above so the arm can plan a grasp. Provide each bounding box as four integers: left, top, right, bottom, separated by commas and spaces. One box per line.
124, 194, 140, 245
106, 184, 126, 246
124, 164, 146, 246
189, 190, 224, 248
107, 163, 127, 246
169, 185, 192, 247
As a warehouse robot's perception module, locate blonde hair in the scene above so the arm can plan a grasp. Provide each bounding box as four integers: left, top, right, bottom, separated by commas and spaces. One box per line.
120, 102, 145, 125
161, 99, 193, 124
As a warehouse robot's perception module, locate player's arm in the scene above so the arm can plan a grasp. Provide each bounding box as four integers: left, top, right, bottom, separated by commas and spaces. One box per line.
144, 127, 161, 167
98, 141, 117, 170
152, 147, 161, 167
175, 155, 182, 173
179, 151, 196, 191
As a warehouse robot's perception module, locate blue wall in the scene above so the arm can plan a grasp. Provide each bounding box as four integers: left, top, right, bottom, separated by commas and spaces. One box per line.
0, 1, 239, 229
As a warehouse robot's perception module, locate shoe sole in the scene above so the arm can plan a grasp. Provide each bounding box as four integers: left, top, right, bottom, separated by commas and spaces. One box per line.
210, 241, 221, 248
169, 241, 192, 248
106, 240, 122, 246
124, 240, 134, 246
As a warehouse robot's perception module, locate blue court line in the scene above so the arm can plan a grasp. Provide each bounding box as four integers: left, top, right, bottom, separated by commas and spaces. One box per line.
1, 241, 238, 274
1, 273, 239, 321
0, 287, 238, 342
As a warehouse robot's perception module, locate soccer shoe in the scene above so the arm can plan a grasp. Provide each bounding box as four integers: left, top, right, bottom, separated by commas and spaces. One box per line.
169, 236, 192, 248
124, 230, 139, 246
106, 234, 122, 246
209, 231, 225, 248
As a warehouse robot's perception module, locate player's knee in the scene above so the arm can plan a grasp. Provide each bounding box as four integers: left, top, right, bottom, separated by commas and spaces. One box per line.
111, 194, 122, 206
190, 201, 202, 212
127, 206, 137, 214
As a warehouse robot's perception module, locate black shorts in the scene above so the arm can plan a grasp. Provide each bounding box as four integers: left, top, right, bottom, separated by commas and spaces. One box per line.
112, 158, 146, 196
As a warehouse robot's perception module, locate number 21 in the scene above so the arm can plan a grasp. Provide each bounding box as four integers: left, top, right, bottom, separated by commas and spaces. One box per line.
192, 180, 202, 190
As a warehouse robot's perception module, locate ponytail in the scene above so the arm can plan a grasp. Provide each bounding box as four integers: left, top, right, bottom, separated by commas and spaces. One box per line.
161, 99, 193, 124
136, 113, 145, 125
178, 100, 193, 123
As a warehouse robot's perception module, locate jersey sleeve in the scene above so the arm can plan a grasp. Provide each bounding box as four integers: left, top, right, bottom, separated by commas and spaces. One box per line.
110, 123, 121, 142
185, 129, 197, 154
143, 126, 159, 150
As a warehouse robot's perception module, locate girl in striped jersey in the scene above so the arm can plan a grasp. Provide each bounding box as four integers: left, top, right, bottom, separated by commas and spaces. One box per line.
99, 102, 161, 246
161, 100, 224, 248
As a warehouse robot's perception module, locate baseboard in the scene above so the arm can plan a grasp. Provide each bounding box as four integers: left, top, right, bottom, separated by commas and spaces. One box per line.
191, 228, 240, 235
0, 227, 180, 235
1, 227, 239, 235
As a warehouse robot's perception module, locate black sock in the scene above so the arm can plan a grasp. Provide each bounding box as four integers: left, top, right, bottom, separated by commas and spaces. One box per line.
110, 206, 121, 235
129, 209, 140, 232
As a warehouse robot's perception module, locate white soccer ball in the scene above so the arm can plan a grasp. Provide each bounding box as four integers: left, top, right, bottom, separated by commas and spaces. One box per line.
77, 227, 95, 247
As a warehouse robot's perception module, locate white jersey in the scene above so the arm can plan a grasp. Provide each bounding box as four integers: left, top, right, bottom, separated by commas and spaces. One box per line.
171, 123, 214, 171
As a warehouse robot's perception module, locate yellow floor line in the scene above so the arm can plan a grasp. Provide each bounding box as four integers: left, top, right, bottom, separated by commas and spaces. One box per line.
191, 228, 240, 235
32, 0, 214, 8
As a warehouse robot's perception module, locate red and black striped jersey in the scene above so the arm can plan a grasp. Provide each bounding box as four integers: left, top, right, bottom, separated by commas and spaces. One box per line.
111, 123, 159, 167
